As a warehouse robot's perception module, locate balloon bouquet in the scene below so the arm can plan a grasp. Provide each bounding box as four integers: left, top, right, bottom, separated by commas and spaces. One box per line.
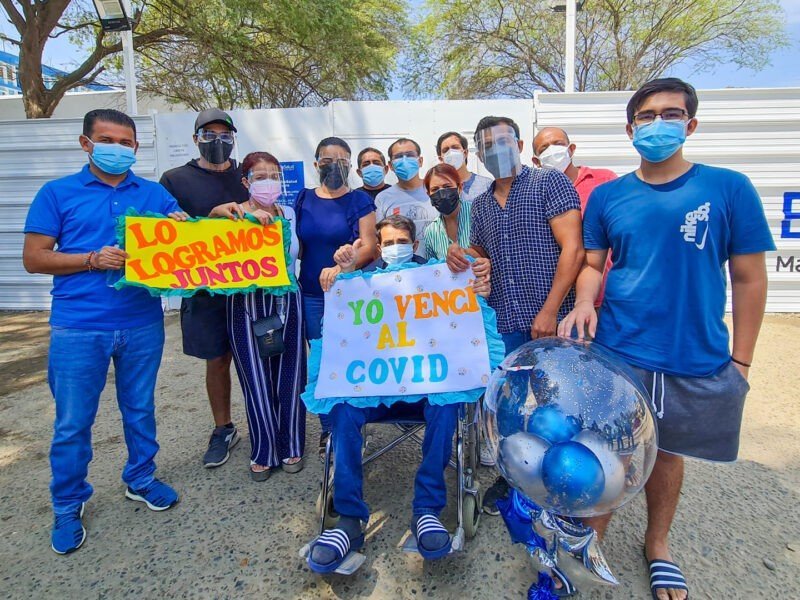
483, 338, 657, 598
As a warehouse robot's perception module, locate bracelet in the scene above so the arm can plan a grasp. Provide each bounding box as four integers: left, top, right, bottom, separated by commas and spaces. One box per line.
84, 250, 97, 271
731, 357, 751, 368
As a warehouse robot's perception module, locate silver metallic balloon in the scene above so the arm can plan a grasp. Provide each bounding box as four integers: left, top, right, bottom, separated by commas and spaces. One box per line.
498, 432, 550, 503
529, 507, 618, 587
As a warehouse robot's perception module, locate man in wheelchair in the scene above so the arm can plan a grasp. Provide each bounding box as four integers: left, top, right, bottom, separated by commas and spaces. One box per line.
307, 215, 490, 572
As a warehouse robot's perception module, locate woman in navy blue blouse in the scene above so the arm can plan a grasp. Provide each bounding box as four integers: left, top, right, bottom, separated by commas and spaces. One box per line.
296, 137, 378, 456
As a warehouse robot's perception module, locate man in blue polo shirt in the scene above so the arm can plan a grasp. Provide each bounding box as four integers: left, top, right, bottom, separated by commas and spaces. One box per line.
23, 109, 188, 555
558, 78, 774, 600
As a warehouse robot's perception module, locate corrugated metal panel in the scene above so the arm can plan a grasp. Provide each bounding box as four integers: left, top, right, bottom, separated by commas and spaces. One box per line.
0, 116, 157, 309
534, 88, 800, 312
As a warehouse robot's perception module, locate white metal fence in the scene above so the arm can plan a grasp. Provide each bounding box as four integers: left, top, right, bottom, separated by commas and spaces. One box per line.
0, 89, 798, 311
0, 116, 158, 309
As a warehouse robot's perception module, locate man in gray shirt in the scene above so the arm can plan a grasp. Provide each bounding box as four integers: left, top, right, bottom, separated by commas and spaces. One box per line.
376, 137, 439, 258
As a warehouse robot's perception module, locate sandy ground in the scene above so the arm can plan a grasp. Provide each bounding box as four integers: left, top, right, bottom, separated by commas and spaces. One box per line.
0, 312, 798, 599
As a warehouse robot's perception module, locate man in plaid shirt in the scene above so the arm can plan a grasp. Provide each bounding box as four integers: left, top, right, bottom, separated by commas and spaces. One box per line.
447, 115, 584, 515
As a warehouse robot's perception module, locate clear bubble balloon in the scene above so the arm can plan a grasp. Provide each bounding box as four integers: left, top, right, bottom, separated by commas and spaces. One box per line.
483, 338, 657, 517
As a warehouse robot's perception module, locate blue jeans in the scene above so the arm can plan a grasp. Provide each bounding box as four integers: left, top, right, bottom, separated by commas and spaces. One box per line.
302, 293, 330, 433
501, 330, 532, 355
48, 320, 165, 514
329, 400, 459, 522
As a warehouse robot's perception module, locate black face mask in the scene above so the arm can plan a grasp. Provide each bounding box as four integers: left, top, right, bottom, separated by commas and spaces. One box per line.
319, 163, 348, 190
199, 139, 234, 165
430, 187, 460, 216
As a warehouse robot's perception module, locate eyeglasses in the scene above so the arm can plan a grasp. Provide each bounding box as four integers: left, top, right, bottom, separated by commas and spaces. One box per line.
391, 151, 419, 161
248, 171, 282, 182
633, 109, 689, 125
197, 130, 235, 144
318, 158, 350, 168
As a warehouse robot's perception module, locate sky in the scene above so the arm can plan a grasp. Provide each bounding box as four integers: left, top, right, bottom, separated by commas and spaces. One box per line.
2, 0, 799, 94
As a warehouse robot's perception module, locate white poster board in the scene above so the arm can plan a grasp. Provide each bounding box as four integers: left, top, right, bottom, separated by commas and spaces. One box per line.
315, 263, 492, 399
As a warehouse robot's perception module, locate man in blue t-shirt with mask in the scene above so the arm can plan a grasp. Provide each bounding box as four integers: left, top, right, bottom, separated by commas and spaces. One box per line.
23, 109, 189, 555
558, 78, 775, 600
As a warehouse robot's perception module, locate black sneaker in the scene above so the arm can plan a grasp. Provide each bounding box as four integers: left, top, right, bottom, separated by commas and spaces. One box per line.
482, 476, 509, 516
203, 424, 240, 468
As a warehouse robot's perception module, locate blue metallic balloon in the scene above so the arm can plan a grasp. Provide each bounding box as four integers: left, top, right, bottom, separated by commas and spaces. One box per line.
541, 442, 605, 512
527, 405, 581, 444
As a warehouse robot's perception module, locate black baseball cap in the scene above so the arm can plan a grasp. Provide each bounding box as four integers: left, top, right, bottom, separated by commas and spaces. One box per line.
194, 108, 237, 133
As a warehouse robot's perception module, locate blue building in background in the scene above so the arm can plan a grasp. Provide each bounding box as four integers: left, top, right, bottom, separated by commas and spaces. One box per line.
0, 50, 114, 96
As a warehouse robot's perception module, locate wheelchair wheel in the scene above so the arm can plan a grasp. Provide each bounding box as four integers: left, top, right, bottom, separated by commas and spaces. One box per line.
462, 490, 481, 540
316, 485, 339, 530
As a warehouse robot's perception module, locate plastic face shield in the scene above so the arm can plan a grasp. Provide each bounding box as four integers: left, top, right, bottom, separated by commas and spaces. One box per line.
316, 156, 351, 191
476, 124, 522, 180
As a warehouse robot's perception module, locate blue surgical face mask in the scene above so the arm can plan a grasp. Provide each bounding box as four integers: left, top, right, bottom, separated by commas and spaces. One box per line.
632, 119, 687, 163
381, 243, 414, 265
361, 164, 385, 187
392, 157, 420, 182
86, 139, 137, 175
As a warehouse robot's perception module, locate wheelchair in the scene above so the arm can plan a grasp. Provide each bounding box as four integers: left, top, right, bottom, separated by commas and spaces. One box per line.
313, 400, 483, 558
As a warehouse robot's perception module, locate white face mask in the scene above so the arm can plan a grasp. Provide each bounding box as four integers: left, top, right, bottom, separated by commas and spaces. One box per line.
443, 148, 465, 170
539, 145, 572, 172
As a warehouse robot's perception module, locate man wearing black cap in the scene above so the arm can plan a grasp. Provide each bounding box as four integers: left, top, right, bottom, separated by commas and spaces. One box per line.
159, 108, 249, 469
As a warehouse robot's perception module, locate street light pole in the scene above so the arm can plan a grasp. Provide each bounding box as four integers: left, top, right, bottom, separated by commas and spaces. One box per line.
121, 0, 138, 115
565, 0, 576, 93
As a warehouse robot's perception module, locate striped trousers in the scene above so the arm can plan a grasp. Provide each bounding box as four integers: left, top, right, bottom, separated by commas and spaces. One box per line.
227, 290, 306, 467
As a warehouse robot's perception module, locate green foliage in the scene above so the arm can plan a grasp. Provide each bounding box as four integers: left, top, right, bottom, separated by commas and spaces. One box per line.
133, 0, 408, 108
405, 0, 789, 97
0, 0, 407, 116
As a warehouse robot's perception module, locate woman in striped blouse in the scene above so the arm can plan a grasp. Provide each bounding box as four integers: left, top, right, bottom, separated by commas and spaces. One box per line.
422, 163, 495, 467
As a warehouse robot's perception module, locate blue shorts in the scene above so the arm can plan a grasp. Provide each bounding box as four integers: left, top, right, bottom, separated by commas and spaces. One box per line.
629, 361, 750, 462
180, 293, 230, 360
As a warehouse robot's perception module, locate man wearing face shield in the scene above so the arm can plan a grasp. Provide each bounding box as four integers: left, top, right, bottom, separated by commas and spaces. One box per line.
533, 127, 617, 307
436, 131, 492, 201
159, 109, 249, 470
375, 138, 440, 258
446, 116, 584, 516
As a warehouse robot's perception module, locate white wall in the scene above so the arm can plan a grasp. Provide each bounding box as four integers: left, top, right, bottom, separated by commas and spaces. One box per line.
155, 99, 535, 187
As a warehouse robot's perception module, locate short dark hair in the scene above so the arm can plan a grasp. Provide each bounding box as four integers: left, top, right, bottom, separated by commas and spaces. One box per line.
315, 136, 351, 159
241, 151, 281, 177
473, 116, 520, 143
83, 109, 136, 138
388, 137, 421, 159
436, 131, 468, 156
376, 214, 416, 243
357, 147, 386, 167
626, 78, 698, 124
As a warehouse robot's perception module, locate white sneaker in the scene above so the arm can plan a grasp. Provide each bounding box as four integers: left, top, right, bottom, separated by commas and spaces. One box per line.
480, 444, 496, 467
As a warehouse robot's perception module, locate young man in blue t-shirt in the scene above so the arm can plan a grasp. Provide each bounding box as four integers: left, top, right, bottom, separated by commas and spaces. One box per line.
558, 78, 775, 600
23, 109, 189, 555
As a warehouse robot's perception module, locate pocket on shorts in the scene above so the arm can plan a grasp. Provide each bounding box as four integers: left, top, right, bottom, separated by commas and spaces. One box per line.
723, 361, 751, 394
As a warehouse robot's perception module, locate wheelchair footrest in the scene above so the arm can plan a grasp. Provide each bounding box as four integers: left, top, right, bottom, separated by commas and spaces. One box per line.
299, 538, 367, 575
400, 526, 464, 555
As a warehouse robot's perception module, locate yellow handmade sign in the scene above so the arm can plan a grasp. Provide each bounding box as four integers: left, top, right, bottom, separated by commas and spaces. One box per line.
117, 215, 294, 296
